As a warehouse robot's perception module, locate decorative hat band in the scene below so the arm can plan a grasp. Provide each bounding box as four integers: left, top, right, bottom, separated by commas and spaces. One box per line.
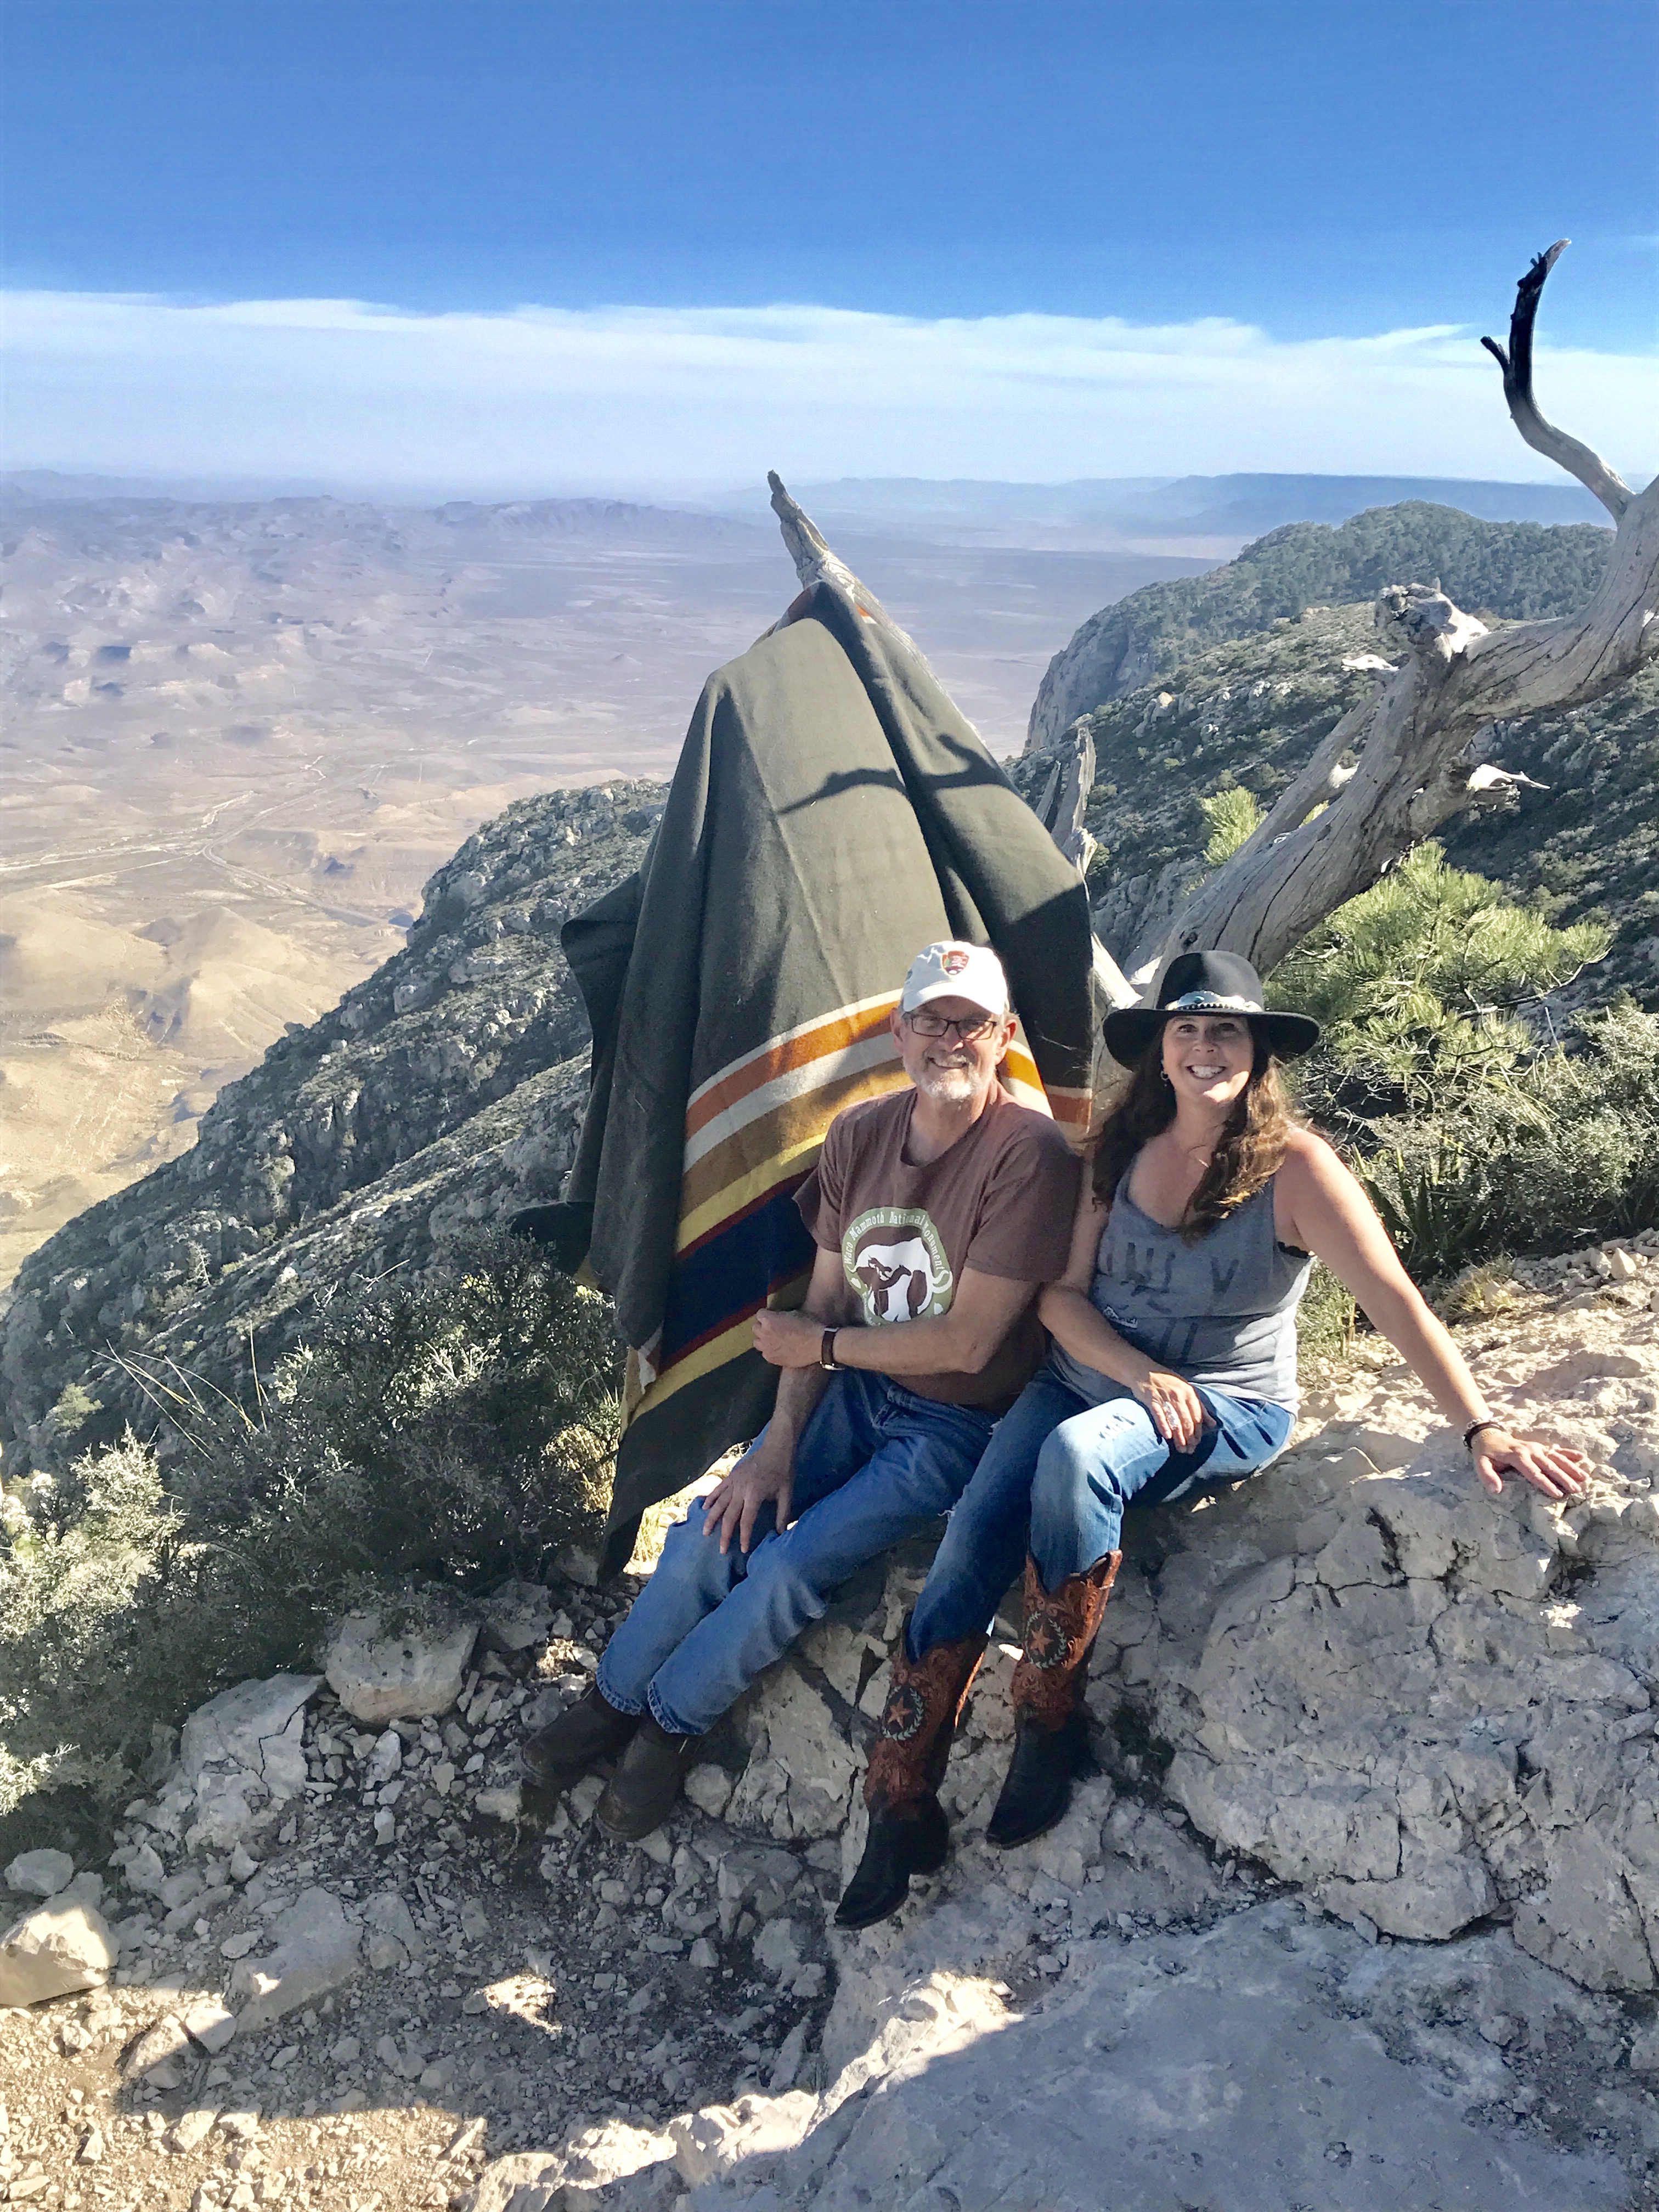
1166, 990, 1263, 1013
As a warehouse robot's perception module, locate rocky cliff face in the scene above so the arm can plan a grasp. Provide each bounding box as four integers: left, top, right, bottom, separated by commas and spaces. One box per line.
1027, 502, 1612, 746
0, 779, 665, 1468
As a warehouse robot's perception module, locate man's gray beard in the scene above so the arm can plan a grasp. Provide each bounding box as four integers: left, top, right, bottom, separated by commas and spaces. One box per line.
917, 1066, 977, 1104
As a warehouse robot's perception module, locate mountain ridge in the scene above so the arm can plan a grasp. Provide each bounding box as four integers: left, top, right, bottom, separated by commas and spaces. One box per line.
1028, 501, 1614, 746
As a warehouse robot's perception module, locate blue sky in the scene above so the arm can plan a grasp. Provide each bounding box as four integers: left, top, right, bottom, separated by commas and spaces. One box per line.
3, 0, 1655, 491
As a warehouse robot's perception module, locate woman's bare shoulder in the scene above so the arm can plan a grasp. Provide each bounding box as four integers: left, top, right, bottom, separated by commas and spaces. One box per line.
1279, 1123, 1351, 1186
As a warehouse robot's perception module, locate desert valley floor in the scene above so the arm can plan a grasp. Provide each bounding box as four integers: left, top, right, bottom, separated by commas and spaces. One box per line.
0, 488, 1209, 1284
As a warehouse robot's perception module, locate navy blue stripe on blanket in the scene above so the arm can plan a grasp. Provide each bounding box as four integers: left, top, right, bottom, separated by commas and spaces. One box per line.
659, 1184, 818, 1368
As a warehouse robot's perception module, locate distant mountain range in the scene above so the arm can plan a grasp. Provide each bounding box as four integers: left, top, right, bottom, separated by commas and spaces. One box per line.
0, 477, 770, 549
782, 472, 1607, 545
9, 468, 1607, 550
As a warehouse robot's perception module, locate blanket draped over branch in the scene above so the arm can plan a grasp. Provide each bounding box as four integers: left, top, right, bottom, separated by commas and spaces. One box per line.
558, 578, 1094, 1572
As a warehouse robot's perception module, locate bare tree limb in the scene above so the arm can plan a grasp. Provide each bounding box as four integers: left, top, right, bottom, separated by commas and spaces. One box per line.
1227, 691, 1380, 863
766, 471, 916, 644
1482, 241, 1632, 521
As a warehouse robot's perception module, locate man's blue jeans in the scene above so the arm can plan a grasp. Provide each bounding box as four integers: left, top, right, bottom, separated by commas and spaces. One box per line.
597, 1369, 995, 1735
907, 1363, 1294, 1659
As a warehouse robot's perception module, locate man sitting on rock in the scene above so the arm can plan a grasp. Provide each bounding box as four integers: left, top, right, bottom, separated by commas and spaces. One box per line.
521, 939, 1080, 1842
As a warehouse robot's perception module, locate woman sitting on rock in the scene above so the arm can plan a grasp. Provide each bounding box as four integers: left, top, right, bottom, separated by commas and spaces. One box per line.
837, 950, 1591, 1931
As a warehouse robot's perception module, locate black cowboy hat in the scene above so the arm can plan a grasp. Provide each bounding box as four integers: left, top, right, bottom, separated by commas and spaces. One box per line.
1103, 950, 1322, 1066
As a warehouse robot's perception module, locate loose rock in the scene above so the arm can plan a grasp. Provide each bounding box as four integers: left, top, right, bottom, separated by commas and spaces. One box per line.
0, 1901, 114, 2006
123, 2016, 192, 2078
229, 1887, 361, 2030
324, 1609, 478, 1722
3, 1849, 75, 1899
178, 1673, 321, 1850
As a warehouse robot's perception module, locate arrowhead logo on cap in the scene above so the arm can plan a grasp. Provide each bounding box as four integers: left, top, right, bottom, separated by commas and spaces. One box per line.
899, 939, 1011, 1018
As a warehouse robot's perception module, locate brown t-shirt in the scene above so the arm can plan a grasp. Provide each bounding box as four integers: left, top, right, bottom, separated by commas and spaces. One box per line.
794, 1085, 1080, 1412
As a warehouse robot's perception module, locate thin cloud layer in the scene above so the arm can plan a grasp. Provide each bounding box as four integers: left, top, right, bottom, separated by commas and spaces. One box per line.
5, 290, 1652, 493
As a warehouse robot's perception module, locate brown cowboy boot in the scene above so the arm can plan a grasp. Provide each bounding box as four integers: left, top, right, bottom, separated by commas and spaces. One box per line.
594, 1716, 704, 1841
835, 1619, 985, 1931
519, 1683, 637, 1787
985, 1551, 1121, 1849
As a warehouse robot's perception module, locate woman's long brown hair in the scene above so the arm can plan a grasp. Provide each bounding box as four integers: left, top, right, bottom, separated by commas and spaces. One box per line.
1090, 1031, 1293, 1239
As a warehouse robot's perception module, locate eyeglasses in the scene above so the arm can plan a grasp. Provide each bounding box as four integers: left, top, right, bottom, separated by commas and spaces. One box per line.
904, 1009, 1002, 1042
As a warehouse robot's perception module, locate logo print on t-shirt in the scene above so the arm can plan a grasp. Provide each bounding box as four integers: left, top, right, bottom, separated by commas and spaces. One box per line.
843, 1207, 953, 1325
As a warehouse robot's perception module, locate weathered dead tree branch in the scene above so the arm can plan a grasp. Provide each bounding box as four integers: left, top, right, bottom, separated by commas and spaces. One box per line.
766, 470, 913, 645
1121, 242, 1657, 984
1482, 241, 1632, 522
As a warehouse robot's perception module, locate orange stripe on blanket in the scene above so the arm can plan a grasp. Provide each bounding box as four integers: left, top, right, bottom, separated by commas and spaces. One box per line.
684, 994, 901, 1142
678, 1061, 911, 1240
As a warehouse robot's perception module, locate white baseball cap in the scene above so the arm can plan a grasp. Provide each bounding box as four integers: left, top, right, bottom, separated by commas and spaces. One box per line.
899, 940, 1011, 1019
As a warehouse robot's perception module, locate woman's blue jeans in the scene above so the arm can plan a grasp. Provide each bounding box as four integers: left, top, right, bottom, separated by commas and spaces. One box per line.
597, 1368, 994, 1736
907, 1364, 1294, 1660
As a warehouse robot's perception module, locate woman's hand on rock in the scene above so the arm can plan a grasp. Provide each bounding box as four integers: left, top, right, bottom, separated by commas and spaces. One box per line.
1471, 1427, 1593, 1501
1132, 1366, 1209, 1452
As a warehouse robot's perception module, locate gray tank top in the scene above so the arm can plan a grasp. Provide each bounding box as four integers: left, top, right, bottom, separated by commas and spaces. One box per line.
1049, 1167, 1313, 1412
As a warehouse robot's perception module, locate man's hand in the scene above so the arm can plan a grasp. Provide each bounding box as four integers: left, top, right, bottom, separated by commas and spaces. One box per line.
1130, 1365, 1210, 1452
1471, 1426, 1592, 1502
752, 1308, 824, 1369
702, 1442, 795, 1555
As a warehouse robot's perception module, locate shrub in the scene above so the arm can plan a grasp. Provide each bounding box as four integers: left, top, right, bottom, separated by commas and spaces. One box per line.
0, 1231, 622, 1838
1272, 840, 1609, 1125
1356, 1001, 1659, 1278
1198, 786, 1262, 867
0, 1434, 182, 1824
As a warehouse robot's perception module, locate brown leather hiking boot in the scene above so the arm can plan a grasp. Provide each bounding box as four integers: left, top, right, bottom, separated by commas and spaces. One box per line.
986, 1551, 1121, 1850
594, 1716, 703, 1840
836, 1620, 985, 1931
519, 1683, 637, 1787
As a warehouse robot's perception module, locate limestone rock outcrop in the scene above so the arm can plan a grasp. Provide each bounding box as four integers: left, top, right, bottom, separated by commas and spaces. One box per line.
1110, 1287, 1659, 1989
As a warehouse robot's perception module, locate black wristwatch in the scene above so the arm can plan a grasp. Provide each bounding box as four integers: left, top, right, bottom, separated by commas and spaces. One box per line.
819, 1328, 840, 1372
